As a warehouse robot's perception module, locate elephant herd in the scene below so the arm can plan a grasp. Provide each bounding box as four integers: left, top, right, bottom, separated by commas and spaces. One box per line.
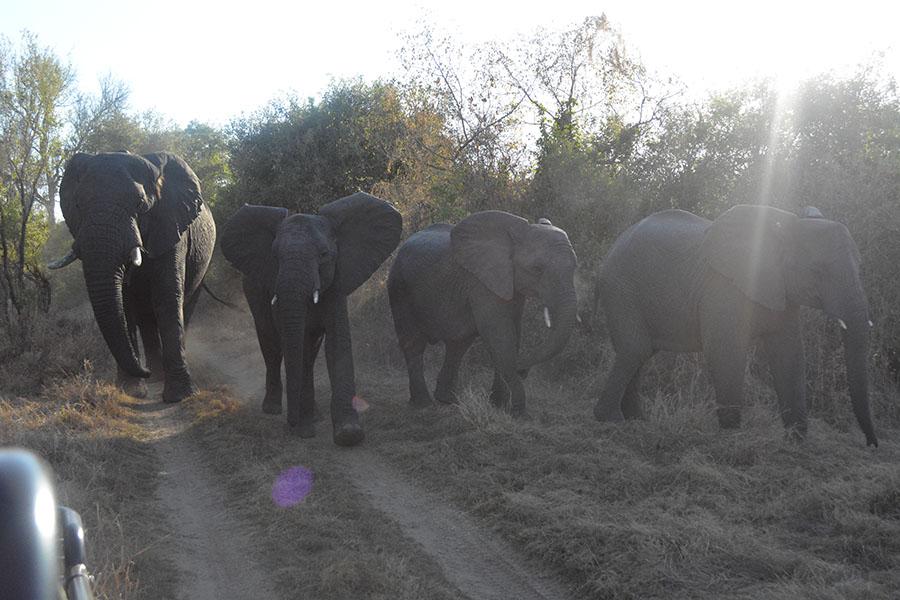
49, 151, 879, 448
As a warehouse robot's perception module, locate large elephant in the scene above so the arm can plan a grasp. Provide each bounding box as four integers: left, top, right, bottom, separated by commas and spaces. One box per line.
49, 151, 215, 403
220, 193, 402, 446
594, 204, 878, 446
388, 211, 578, 416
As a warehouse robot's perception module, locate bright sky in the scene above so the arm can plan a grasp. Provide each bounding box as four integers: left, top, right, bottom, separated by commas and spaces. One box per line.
2, 0, 898, 127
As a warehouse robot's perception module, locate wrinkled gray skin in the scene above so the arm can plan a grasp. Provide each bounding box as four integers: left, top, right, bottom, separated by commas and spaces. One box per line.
595, 204, 878, 447
221, 193, 402, 446
388, 211, 578, 416
50, 152, 215, 403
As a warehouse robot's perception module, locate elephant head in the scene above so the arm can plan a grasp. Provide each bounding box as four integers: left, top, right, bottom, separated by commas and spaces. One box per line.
700, 204, 876, 446
220, 193, 402, 386
450, 210, 578, 371
49, 151, 203, 378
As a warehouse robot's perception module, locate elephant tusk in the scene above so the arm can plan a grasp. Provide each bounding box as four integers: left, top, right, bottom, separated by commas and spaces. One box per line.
544, 306, 552, 328
271, 295, 278, 306
576, 313, 582, 324
868, 320, 874, 328
130, 247, 142, 267
838, 319, 848, 330
47, 248, 77, 270
313, 290, 319, 305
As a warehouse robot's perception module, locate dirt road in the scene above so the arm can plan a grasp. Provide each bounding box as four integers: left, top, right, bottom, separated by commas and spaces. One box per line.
144, 303, 573, 600
137, 386, 279, 600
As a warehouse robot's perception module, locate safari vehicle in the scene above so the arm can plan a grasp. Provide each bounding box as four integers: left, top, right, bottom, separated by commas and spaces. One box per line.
0, 449, 94, 600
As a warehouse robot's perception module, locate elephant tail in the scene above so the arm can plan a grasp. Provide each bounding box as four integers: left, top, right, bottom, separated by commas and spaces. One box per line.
201, 282, 240, 310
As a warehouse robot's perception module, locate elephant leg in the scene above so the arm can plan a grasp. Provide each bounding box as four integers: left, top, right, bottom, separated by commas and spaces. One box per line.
594, 349, 651, 422
137, 311, 163, 377
474, 304, 527, 416
435, 337, 474, 404
182, 288, 200, 328
299, 331, 324, 434
401, 335, 432, 407
491, 298, 525, 405
702, 326, 750, 430
116, 298, 148, 398
621, 366, 646, 420
152, 248, 195, 403
761, 323, 807, 440
489, 370, 509, 408
391, 293, 433, 407
244, 282, 283, 414
325, 296, 363, 447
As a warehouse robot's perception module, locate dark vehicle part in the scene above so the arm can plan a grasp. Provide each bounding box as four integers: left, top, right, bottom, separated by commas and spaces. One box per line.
0, 448, 94, 600
59, 507, 94, 600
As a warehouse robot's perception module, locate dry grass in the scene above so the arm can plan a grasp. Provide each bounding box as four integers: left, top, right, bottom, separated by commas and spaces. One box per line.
356, 347, 900, 599
179, 389, 463, 600
7, 276, 899, 599
0, 369, 176, 600
0, 312, 113, 395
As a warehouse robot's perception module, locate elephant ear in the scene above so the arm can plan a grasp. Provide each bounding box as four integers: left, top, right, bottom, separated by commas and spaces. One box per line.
59, 152, 94, 238
320, 192, 403, 294
450, 210, 530, 301
221, 204, 289, 284
138, 153, 203, 257
701, 204, 797, 311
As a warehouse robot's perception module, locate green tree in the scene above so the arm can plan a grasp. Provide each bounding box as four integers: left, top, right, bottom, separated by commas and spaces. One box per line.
222, 80, 429, 219
0, 32, 74, 343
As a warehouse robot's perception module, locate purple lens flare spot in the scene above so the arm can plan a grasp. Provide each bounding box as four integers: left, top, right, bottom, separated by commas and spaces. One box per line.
352, 395, 369, 413
272, 466, 315, 507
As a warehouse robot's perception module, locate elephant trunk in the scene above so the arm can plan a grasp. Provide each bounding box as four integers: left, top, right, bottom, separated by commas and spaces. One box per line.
824, 269, 877, 446
278, 292, 308, 424
841, 317, 878, 447
517, 282, 578, 371
82, 262, 149, 378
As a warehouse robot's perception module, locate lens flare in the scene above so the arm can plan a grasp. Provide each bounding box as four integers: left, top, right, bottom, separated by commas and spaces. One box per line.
272, 466, 314, 508
352, 395, 369, 412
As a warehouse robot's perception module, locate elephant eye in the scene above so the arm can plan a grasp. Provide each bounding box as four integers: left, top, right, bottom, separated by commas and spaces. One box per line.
135, 194, 152, 214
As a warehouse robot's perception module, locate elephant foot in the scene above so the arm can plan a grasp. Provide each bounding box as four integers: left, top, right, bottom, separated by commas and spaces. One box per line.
286, 421, 316, 439
434, 389, 457, 405
593, 403, 625, 422
118, 378, 148, 399
622, 406, 645, 421
716, 406, 742, 429
163, 376, 197, 404
783, 426, 806, 444
409, 394, 433, 408
333, 413, 364, 447
262, 399, 282, 415
489, 390, 509, 408
510, 408, 531, 420
261, 385, 283, 414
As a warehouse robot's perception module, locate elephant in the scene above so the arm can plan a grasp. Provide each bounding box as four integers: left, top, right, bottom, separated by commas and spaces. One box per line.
594, 204, 878, 447
48, 151, 215, 403
220, 193, 402, 446
388, 211, 578, 416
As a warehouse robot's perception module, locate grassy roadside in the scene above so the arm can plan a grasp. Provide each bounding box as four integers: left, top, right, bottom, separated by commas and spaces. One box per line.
180, 388, 464, 600
0, 372, 177, 600
357, 361, 900, 600
9, 290, 899, 599
3, 297, 465, 600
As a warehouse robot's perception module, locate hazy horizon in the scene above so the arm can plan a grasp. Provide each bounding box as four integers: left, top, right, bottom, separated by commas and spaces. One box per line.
2, 0, 898, 126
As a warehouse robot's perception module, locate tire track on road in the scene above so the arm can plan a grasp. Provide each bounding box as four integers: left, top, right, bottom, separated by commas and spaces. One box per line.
186, 305, 573, 600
